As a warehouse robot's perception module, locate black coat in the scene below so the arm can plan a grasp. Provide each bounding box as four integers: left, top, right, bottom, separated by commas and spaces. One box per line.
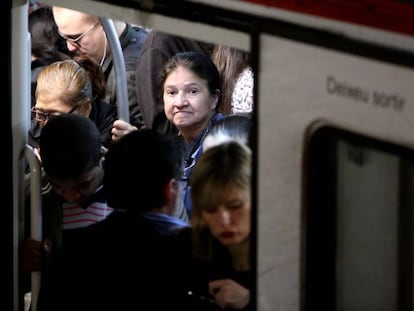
102, 24, 148, 129
170, 227, 253, 311
37, 211, 188, 311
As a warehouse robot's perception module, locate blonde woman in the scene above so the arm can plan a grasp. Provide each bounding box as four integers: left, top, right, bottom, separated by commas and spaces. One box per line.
173, 141, 252, 310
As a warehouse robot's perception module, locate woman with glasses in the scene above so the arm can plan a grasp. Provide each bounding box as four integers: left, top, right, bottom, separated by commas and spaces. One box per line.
29, 54, 118, 150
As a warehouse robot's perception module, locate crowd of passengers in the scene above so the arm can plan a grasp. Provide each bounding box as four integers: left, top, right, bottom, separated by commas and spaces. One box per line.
23, 2, 254, 310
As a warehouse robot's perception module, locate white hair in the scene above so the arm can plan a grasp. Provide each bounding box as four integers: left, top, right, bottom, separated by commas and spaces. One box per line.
203, 129, 248, 151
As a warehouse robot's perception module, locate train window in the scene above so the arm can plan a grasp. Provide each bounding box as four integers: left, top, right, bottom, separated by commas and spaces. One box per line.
304, 125, 414, 311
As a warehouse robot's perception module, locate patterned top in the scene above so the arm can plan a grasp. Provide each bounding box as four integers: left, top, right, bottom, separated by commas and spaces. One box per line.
61, 185, 113, 230
62, 202, 113, 230
231, 67, 254, 114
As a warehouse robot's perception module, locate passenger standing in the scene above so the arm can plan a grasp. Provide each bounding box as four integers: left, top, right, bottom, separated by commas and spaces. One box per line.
161, 51, 224, 217
136, 30, 213, 134
26, 57, 117, 249
22, 115, 112, 311
35, 128, 189, 310
21, 115, 113, 307
23, 114, 112, 261
52, 7, 148, 129
110, 30, 214, 139
173, 141, 253, 310
30, 56, 117, 149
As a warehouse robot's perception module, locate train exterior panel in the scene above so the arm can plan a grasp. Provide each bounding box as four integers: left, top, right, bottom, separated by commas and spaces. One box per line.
258, 33, 414, 310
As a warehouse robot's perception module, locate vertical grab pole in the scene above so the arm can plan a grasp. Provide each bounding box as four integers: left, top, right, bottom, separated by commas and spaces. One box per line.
24, 145, 42, 311
13, 1, 31, 309
99, 18, 130, 122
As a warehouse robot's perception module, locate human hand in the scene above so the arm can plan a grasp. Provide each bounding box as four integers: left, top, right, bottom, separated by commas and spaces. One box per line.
209, 279, 250, 309
111, 119, 137, 141
21, 238, 52, 273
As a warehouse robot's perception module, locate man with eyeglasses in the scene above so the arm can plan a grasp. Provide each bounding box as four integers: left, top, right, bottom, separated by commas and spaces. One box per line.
52, 6, 149, 130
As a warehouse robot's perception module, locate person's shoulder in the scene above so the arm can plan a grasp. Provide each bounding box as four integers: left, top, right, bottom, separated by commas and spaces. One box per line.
121, 24, 148, 54
168, 225, 192, 247
127, 24, 149, 42
130, 24, 149, 36
118, 26, 148, 72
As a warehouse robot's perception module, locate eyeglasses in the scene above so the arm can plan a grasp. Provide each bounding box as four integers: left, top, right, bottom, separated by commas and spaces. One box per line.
31, 106, 77, 122
58, 22, 99, 47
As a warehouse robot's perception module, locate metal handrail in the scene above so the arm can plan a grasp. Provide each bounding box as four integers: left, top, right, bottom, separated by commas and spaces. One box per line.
24, 145, 42, 311
99, 18, 130, 122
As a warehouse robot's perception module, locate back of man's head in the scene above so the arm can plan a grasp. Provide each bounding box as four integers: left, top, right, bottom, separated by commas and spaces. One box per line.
103, 129, 183, 212
40, 114, 102, 179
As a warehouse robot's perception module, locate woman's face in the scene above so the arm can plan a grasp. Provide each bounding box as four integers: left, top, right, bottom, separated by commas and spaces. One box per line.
201, 183, 251, 247
163, 66, 218, 136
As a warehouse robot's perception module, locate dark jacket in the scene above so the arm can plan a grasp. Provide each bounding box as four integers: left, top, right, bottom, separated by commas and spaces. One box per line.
88, 98, 118, 148
102, 24, 148, 129
37, 210, 188, 311
171, 227, 253, 311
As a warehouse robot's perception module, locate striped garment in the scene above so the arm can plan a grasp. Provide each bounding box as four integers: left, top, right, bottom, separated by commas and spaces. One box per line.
62, 201, 113, 230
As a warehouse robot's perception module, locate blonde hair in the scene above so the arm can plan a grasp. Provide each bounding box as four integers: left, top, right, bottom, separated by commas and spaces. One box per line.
190, 141, 251, 260
35, 59, 93, 112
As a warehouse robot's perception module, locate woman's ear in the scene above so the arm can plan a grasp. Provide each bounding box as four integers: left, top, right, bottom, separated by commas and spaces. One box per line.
211, 89, 220, 111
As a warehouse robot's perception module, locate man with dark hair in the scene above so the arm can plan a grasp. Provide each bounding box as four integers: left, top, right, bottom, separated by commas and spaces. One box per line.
33, 127, 189, 310
38, 114, 111, 242
40, 113, 102, 181
22, 113, 112, 260
22, 114, 112, 310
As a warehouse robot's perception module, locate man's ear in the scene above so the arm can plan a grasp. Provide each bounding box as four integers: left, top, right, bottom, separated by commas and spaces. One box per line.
164, 179, 176, 209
